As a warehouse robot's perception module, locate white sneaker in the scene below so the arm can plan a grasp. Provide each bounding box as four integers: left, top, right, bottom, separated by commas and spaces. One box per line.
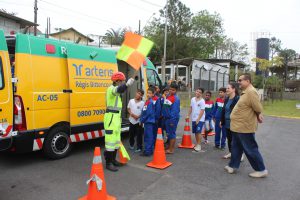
249, 170, 268, 178
224, 165, 235, 174
222, 153, 231, 159
241, 154, 245, 162
193, 144, 201, 152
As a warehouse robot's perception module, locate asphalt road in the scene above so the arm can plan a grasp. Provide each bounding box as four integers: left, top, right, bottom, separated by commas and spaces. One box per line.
1, 110, 300, 200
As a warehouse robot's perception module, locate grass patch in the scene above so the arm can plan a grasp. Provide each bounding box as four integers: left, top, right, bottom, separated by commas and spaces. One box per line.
263, 100, 300, 118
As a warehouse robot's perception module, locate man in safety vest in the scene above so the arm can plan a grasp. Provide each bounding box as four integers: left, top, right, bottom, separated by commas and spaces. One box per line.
104, 72, 135, 172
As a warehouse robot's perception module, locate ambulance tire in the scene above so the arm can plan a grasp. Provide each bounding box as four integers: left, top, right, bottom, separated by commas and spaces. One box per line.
43, 126, 72, 159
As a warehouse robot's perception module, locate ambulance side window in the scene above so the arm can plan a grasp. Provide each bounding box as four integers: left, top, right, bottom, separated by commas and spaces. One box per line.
0, 57, 4, 90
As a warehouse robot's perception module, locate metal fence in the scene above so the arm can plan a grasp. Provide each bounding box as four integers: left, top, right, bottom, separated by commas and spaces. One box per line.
192, 66, 230, 91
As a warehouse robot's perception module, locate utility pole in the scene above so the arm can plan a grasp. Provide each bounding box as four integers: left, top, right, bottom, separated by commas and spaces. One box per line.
46, 17, 48, 38
99, 35, 101, 47
161, 0, 168, 85
138, 20, 141, 34
48, 17, 51, 35
34, 0, 38, 36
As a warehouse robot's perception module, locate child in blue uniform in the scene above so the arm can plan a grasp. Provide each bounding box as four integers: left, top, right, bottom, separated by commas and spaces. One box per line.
162, 82, 180, 154
213, 87, 227, 149
140, 87, 156, 156
152, 86, 161, 147
203, 91, 215, 144
160, 87, 169, 141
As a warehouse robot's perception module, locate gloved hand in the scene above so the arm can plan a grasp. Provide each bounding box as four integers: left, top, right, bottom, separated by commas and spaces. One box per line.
126, 78, 135, 87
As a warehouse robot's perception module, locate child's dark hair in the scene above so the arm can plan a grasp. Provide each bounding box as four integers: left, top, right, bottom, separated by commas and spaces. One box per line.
147, 87, 155, 94
162, 87, 169, 93
218, 87, 226, 93
205, 91, 212, 96
170, 82, 178, 90
228, 82, 239, 96
196, 87, 204, 93
137, 89, 144, 96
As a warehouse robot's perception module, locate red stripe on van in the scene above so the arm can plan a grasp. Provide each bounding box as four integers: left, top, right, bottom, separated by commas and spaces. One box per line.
83, 132, 88, 140
99, 130, 103, 137
75, 134, 80, 142
36, 139, 43, 149
91, 131, 96, 139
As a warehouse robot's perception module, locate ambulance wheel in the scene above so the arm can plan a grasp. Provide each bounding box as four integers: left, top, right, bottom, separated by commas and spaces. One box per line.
43, 126, 72, 159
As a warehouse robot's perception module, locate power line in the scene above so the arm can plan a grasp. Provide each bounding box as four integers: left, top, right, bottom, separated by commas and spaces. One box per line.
139, 0, 163, 8
116, 0, 154, 13
39, 0, 122, 26
38, 5, 118, 28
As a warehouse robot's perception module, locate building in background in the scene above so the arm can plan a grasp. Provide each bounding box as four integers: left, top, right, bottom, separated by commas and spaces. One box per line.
50, 27, 93, 44
202, 58, 246, 81
155, 58, 245, 91
0, 10, 37, 35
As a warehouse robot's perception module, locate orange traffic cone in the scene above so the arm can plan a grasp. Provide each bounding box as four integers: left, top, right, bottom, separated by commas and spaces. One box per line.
178, 118, 195, 149
118, 143, 128, 165
146, 128, 172, 169
79, 147, 116, 200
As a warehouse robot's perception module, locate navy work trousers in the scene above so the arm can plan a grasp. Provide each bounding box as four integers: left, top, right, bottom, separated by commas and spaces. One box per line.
229, 132, 266, 171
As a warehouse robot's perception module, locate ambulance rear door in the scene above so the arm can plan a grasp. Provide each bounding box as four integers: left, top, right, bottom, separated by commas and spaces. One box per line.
66, 44, 118, 136
0, 30, 13, 150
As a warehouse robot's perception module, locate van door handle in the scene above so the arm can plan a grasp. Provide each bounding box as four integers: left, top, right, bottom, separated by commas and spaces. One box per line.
0, 108, 2, 112
63, 89, 73, 93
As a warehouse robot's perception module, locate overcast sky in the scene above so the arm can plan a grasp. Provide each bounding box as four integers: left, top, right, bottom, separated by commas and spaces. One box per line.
1, 0, 300, 54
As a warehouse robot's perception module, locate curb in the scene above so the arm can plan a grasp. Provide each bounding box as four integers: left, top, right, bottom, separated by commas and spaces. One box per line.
266, 115, 300, 120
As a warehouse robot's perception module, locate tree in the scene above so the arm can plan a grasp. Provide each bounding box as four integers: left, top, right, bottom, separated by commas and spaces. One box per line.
144, 0, 193, 61
164, 0, 192, 60
253, 75, 263, 89
103, 28, 130, 46
144, 0, 248, 64
216, 37, 249, 64
252, 56, 284, 90
269, 37, 282, 59
265, 75, 282, 92
0, 9, 17, 16
190, 10, 224, 58
268, 48, 297, 79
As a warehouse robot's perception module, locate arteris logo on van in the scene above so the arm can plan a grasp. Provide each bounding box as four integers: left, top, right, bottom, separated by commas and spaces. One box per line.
72, 64, 114, 78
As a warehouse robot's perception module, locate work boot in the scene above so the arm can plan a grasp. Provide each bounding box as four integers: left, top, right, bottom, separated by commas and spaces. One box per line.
112, 149, 124, 167
105, 151, 118, 172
